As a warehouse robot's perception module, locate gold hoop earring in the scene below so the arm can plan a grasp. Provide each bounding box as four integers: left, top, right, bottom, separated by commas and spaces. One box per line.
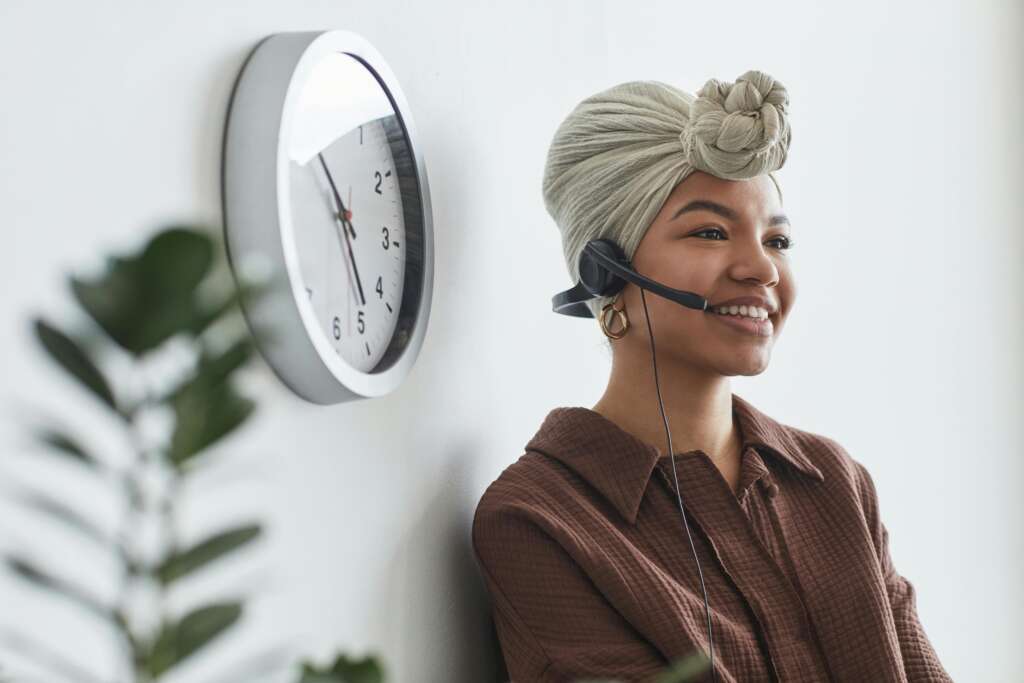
599, 296, 629, 339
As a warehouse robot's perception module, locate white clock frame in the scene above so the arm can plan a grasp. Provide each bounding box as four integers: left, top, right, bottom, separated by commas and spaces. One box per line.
221, 30, 434, 405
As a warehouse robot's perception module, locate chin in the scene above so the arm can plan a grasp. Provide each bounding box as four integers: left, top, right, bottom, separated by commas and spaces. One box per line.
719, 353, 772, 376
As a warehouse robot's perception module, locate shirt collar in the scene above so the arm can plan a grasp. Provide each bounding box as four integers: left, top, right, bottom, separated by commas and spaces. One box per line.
524, 392, 825, 524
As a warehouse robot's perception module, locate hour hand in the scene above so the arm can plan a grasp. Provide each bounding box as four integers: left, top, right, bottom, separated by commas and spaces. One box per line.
317, 152, 356, 237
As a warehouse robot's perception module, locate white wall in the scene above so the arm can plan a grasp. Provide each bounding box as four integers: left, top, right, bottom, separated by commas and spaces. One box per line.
1, 1, 1019, 681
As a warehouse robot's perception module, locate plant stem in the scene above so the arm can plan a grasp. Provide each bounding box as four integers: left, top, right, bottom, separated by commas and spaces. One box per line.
117, 407, 146, 683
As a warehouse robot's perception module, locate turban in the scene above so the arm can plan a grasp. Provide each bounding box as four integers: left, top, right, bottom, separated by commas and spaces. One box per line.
541, 70, 792, 320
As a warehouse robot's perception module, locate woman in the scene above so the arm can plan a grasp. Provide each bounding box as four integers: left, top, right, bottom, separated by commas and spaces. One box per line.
471, 71, 952, 682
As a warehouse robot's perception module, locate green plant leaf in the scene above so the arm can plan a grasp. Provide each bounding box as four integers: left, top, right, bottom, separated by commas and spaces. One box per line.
298, 674, 343, 683
138, 227, 214, 298
201, 337, 255, 383
166, 337, 254, 404
186, 288, 243, 338
161, 334, 257, 467
32, 318, 117, 412
32, 427, 100, 468
131, 297, 203, 354
297, 653, 385, 683
169, 379, 255, 467
157, 523, 261, 585
68, 255, 142, 352
69, 227, 219, 355
328, 655, 385, 683
298, 674, 344, 683
3, 555, 113, 624
147, 602, 242, 678
649, 651, 712, 683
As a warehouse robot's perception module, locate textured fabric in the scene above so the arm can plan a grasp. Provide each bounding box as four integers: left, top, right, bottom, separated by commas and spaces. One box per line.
471, 393, 952, 682
541, 70, 791, 319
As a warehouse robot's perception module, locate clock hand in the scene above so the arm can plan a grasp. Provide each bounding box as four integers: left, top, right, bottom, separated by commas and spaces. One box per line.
337, 221, 359, 307
318, 153, 367, 306
347, 185, 355, 239
342, 211, 357, 240
339, 215, 366, 307
341, 221, 366, 307
317, 153, 357, 238
330, 212, 364, 307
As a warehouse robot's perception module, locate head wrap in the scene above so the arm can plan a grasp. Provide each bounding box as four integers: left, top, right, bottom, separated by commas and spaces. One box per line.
541, 70, 792, 319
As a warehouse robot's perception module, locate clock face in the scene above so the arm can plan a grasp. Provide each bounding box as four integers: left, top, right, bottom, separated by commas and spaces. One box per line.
287, 52, 409, 373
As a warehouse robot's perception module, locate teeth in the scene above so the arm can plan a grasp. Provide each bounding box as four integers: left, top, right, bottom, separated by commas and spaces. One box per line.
714, 305, 769, 320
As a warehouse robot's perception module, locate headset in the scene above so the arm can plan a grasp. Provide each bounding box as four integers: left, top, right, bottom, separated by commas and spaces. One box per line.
552, 238, 720, 682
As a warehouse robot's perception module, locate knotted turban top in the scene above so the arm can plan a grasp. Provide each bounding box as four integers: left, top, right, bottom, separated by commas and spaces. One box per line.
541, 70, 793, 320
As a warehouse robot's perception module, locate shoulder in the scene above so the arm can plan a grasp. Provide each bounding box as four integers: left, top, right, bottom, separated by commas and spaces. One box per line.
772, 417, 874, 487
472, 450, 575, 535
470, 452, 564, 587
471, 446, 604, 568
734, 392, 871, 489
772, 418, 879, 509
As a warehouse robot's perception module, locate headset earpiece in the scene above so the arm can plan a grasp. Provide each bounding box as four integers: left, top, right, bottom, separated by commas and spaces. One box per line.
579, 239, 629, 298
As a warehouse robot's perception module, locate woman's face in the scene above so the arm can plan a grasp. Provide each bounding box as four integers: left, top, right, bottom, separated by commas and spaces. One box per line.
616, 170, 796, 377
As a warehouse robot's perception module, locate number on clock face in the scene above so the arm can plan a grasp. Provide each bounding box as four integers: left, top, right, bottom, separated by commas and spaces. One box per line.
289, 117, 407, 373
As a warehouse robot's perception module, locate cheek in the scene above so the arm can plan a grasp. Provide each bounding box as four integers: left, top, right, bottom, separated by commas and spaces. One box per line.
779, 275, 796, 312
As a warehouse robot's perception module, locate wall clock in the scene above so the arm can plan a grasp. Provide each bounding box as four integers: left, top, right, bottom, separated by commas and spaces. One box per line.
222, 30, 434, 405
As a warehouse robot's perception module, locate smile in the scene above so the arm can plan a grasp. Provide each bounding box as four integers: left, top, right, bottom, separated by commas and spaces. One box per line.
710, 310, 774, 337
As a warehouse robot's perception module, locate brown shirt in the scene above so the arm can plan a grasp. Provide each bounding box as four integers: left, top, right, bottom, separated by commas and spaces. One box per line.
471, 392, 952, 682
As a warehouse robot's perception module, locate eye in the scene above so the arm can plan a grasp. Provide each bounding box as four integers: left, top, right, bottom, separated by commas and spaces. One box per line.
691, 228, 727, 241
768, 236, 795, 251
691, 228, 795, 251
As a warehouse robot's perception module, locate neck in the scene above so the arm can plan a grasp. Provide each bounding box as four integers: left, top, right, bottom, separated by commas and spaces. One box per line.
592, 350, 739, 465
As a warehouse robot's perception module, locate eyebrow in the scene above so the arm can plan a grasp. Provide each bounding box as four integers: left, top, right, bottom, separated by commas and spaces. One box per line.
671, 199, 790, 227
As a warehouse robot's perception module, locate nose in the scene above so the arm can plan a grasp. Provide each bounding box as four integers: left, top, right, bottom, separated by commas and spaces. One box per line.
728, 238, 780, 286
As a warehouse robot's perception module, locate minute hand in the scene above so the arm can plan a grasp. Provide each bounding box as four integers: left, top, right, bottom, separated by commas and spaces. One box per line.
318, 153, 366, 306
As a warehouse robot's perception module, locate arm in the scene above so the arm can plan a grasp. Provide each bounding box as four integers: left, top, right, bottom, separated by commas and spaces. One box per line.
472, 500, 671, 683
853, 461, 953, 682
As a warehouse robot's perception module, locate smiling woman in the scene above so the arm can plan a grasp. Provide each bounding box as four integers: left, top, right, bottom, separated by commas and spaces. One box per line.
471, 71, 953, 683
